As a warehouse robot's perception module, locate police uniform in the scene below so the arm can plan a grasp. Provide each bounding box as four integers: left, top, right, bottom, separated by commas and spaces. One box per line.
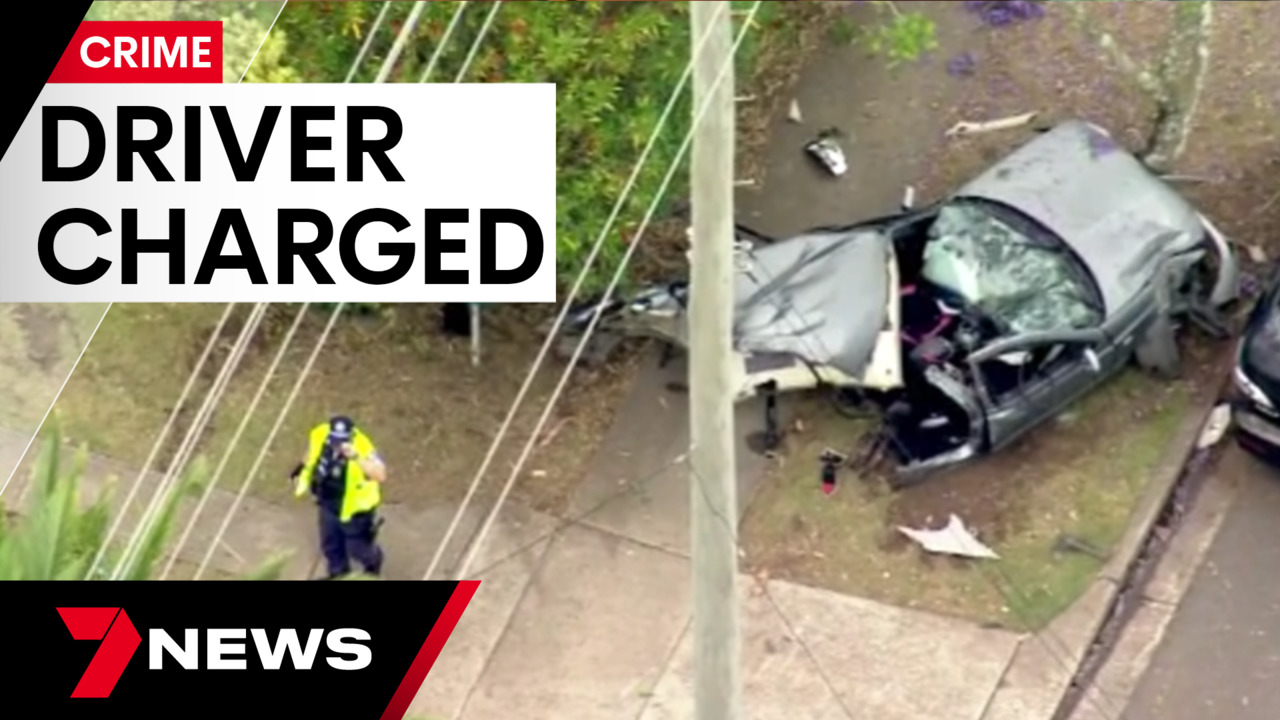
293, 416, 384, 578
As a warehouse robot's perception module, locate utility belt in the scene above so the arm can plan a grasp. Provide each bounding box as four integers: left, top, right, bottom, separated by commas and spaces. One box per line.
317, 496, 385, 536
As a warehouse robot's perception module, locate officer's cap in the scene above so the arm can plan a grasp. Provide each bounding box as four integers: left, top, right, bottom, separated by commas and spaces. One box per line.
328, 415, 355, 442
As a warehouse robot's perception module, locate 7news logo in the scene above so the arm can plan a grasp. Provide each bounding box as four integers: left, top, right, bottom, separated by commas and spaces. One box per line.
58, 607, 372, 698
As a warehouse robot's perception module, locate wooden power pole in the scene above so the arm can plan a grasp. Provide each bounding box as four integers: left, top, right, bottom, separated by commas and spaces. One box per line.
688, 3, 742, 720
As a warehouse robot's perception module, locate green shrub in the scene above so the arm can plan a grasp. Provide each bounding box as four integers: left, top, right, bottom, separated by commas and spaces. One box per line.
274, 1, 777, 296
0, 421, 288, 580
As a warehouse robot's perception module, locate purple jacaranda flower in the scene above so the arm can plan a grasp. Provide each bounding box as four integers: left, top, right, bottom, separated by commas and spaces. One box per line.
947, 52, 977, 77
1088, 130, 1118, 159
965, 0, 1045, 28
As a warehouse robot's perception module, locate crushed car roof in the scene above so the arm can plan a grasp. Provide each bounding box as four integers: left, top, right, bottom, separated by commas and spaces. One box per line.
953, 120, 1206, 315
733, 227, 891, 379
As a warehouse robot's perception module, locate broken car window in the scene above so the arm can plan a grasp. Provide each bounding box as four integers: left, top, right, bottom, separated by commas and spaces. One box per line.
922, 201, 1102, 336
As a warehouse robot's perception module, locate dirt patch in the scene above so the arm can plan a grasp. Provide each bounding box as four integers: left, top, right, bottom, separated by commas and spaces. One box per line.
904, 1, 1165, 204
0, 303, 108, 433
1171, 1, 1280, 260
12, 305, 67, 373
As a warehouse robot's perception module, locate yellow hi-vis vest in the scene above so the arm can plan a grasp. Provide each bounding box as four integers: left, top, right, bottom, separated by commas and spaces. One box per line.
295, 423, 381, 522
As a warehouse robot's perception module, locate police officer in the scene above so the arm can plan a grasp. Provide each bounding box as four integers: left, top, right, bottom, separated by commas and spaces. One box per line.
290, 416, 386, 579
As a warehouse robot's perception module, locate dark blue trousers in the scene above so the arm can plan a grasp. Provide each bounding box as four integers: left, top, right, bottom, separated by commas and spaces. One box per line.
318, 504, 384, 578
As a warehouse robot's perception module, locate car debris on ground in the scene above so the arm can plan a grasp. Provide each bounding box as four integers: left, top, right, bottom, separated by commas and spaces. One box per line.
1196, 403, 1231, 450
898, 514, 999, 559
1053, 533, 1108, 561
804, 128, 847, 176
944, 111, 1038, 138
819, 447, 847, 495
788, 98, 803, 124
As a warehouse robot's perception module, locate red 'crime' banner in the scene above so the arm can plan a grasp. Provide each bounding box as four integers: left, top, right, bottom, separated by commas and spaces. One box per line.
48, 21, 223, 84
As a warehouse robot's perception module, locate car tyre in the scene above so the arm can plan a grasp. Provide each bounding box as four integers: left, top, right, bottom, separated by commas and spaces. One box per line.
1134, 316, 1182, 379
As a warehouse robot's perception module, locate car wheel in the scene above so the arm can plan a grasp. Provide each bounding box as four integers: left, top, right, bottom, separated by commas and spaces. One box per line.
1182, 252, 1234, 339
1134, 317, 1182, 379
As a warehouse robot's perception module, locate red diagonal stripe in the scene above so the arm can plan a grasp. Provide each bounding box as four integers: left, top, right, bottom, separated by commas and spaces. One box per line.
380, 581, 481, 720
57, 607, 118, 640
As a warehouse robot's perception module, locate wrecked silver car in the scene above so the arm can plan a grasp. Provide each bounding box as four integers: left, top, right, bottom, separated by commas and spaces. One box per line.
557, 120, 1241, 486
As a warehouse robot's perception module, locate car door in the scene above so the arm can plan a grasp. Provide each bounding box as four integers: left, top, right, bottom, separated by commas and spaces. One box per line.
969, 332, 1107, 451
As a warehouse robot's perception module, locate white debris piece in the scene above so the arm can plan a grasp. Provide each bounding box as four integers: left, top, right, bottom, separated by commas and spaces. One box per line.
945, 111, 1038, 138
788, 99, 803, 124
897, 514, 999, 560
1196, 403, 1231, 450
1247, 244, 1268, 265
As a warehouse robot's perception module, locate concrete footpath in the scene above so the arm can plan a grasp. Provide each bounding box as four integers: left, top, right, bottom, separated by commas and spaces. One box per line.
410, 353, 1025, 720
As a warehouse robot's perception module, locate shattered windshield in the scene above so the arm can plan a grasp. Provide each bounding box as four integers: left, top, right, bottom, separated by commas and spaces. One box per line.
921, 200, 1103, 335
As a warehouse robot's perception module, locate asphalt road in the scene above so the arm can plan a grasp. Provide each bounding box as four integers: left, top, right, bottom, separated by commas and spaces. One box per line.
1122, 445, 1280, 720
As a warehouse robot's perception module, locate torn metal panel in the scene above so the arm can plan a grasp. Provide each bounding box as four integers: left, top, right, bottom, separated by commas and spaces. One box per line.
897, 514, 999, 560
734, 228, 895, 382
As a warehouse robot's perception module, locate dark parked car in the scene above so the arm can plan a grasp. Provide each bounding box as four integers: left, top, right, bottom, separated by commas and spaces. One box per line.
557, 120, 1242, 485
1232, 265, 1280, 462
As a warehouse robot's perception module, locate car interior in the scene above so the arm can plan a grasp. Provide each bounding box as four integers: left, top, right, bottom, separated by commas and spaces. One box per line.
877, 199, 1098, 465
876, 210, 995, 464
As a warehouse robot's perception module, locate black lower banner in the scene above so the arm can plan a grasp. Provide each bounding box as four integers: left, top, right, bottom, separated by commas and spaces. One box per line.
5, 580, 479, 720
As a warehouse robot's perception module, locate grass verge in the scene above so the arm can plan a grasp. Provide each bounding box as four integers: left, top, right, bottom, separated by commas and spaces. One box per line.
740, 370, 1190, 631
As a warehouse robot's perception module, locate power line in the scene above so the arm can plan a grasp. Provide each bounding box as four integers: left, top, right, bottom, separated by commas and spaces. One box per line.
183, 0, 483, 578
420, 0, 736, 582
111, 303, 270, 580
461, 442, 692, 578
419, 1, 470, 83
984, 562, 1125, 720
344, 0, 393, 82
452, 0, 503, 84
192, 304, 346, 580
749, 568, 857, 719
158, 0, 381, 577
158, 304, 312, 580
88, 2, 295, 581
373, 0, 430, 84
237, 0, 289, 83
84, 303, 237, 580
448, 1, 764, 583
867, 522, 1126, 720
